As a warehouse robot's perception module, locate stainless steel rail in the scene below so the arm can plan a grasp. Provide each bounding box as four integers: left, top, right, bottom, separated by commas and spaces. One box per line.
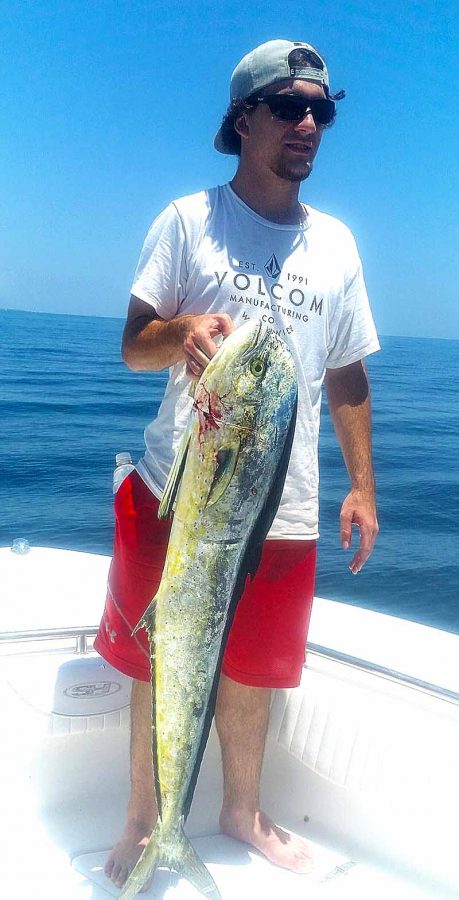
0, 626, 98, 654
307, 642, 459, 707
0, 628, 457, 705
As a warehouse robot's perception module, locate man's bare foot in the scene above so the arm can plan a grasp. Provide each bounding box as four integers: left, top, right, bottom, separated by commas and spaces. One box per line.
104, 819, 154, 890
219, 807, 314, 874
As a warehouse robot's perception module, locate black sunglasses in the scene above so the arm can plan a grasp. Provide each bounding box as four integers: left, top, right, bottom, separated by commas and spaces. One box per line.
253, 93, 336, 127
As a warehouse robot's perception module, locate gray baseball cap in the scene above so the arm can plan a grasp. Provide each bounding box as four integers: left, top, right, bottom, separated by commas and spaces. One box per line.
214, 39, 333, 154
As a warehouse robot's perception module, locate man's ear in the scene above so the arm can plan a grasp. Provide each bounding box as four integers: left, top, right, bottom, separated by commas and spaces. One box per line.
234, 109, 250, 141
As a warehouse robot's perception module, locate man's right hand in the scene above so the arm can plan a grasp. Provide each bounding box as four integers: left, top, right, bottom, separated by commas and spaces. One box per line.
122, 296, 234, 374
183, 313, 234, 379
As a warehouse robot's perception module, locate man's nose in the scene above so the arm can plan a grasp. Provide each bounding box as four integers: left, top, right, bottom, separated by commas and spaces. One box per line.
295, 111, 317, 133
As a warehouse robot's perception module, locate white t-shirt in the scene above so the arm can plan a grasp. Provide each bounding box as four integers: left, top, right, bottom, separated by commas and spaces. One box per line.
132, 183, 380, 539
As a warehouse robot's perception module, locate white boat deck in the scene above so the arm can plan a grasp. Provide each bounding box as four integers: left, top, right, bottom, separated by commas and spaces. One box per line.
1, 546, 458, 899
71, 837, 438, 899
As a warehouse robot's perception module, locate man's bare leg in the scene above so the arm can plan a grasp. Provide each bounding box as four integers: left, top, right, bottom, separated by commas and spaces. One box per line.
104, 679, 158, 888
217, 673, 313, 873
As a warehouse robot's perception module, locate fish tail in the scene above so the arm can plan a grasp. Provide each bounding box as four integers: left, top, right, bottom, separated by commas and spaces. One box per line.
173, 827, 222, 899
119, 822, 221, 900
118, 824, 161, 899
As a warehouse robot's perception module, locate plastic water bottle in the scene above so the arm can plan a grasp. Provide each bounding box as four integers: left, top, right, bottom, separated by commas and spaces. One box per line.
113, 452, 135, 494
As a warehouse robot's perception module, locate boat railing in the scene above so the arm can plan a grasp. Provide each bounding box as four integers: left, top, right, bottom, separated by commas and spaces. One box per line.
0, 625, 98, 654
0, 628, 457, 707
307, 642, 459, 707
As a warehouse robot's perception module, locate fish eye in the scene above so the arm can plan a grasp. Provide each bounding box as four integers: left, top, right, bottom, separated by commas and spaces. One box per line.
250, 357, 266, 378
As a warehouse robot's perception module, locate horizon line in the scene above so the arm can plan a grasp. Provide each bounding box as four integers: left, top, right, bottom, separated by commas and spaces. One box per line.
1, 306, 458, 343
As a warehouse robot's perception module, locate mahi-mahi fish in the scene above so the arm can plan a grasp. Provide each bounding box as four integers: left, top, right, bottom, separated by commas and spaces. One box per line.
119, 320, 298, 899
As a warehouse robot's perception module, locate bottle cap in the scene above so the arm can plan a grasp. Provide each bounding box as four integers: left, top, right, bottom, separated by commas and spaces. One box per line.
11, 538, 30, 555
115, 452, 132, 467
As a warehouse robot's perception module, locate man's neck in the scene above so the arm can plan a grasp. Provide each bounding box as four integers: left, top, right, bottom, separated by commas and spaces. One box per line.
230, 164, 305, 225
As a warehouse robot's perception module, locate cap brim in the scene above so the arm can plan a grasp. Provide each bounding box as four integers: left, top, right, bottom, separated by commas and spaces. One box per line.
213, 127, 237, 155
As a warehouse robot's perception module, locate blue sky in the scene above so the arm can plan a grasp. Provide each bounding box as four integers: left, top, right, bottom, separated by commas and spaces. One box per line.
1, 0, 458, 338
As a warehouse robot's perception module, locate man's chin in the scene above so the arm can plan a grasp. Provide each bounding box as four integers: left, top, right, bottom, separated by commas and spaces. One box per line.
277, 161, 313, 183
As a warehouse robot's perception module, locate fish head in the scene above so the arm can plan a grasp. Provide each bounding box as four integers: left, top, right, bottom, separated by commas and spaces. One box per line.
175, 320, 298, 533
195, 320, 297, 430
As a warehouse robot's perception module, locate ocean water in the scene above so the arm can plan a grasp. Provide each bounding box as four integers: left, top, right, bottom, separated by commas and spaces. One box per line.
1, 308, 458, 634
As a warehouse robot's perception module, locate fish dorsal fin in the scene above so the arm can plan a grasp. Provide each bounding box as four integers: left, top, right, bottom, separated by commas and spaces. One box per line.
158, 425, 191, 519
205, 441, 240, 508
243, 395, 298, 578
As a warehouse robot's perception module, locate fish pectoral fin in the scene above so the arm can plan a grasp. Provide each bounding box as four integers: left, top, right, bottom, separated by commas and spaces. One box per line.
132, 596, 157, 636
205, 441, 240, 508
158, 425, 192, 519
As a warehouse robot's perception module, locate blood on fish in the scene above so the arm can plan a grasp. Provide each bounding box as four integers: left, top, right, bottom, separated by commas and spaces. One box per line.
193, 383, 233, 441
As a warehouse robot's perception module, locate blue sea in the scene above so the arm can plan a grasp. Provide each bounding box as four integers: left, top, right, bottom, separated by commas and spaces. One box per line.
1, 308, 458, 634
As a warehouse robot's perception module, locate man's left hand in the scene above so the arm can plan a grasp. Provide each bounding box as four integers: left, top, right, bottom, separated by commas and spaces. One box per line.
340, 489, 379, 574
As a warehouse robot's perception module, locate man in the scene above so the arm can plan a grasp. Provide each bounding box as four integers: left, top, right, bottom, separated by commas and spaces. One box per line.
94, 39, 380, 888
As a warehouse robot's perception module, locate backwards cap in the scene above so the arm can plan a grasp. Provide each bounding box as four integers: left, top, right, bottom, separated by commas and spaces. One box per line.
214, 39, 334, 154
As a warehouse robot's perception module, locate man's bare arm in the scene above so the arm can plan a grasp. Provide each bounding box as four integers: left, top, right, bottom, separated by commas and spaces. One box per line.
121, 296, 234, 377
324, 360, 379, 573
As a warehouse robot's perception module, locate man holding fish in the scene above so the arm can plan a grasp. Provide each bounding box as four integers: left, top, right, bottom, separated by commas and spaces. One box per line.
95, 39, 380, 891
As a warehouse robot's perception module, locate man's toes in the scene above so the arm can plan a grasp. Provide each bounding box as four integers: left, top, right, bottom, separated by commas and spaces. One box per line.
109, 863, 120, 883
115, 865, 131, 887
104, 857, 114, 878
294, 851, 314, 873
297, 860, 314, 874
110, 862, 123, 884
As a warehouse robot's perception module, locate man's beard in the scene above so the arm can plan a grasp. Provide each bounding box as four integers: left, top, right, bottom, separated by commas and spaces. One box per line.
275, 159, 313, 183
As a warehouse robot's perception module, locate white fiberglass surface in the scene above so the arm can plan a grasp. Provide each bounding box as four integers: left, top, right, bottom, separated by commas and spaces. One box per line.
2, 548, 459, 898
2, 645, 458, 899
1, 833, 439, 899
72, 837, 437, 900
1, 546, 110, 633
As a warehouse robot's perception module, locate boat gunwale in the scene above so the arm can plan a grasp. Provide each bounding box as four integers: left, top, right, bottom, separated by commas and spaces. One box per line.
1, 625, 458, 707
307, 642, 459, 707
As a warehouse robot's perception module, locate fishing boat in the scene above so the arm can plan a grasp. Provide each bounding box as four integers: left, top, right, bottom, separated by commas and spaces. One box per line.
1, 543, 458, 899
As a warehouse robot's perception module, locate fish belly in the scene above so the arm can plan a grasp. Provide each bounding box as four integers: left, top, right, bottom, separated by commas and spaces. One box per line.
152, 532, 242, 825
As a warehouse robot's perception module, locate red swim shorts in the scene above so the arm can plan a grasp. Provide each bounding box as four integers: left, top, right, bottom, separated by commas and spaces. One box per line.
94, 470, 316, 689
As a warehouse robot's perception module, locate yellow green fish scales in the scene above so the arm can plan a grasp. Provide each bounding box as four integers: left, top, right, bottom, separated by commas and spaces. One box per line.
119, 320, 298, 899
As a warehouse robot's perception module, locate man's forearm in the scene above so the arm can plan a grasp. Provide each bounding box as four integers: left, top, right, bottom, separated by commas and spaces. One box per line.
324, 361, 375, 494
122, 314, 194, 371
121, 301, 234, 376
